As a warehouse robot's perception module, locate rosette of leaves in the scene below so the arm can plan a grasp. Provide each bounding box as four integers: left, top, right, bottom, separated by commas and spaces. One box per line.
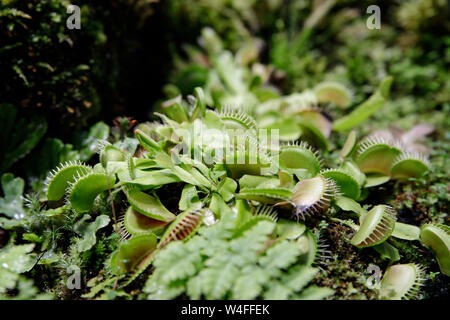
43, 81, 444, 300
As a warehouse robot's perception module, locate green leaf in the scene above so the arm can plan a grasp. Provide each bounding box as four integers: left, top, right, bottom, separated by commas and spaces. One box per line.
263, 282, 291, 300
282, 266, 318, 292
186, 276, 202, 300
125, 169, 181, 190
74, 215, 110, 252
0, 244, 35, 293
373, 242, 400, 261
334, 77, 393, 131
149, 241, 202, 284
392, 222, 421, 241
296, 285, 334, 300
0, 173, 25, 219
275, 219, 306, 240
69, 173, 116, 213
218, 177, 237, 202
126, 188, 176, 222
231, 267, 268, 300
46, 162, 92, 201
335, 196, 366, 217
197, 263, 239, 299
364, 173, 391, 188
259, 241, 301, 273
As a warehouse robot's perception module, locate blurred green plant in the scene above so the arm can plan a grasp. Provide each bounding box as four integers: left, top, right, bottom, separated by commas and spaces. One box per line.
0, 104, 47, 174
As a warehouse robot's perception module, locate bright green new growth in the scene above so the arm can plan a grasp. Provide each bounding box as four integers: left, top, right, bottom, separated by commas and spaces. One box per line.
46, 161, 92, 201
378, 264, 426, 300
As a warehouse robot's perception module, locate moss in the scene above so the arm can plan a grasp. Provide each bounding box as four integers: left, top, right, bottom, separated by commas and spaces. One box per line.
312, 222, 379, 300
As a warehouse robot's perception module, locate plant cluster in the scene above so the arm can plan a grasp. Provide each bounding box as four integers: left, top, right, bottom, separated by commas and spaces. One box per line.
0, 0, 448, 301
3, 70, 446, 299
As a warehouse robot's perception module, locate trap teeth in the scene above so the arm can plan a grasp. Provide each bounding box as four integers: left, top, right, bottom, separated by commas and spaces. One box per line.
420, 224, 450, 276
351, 205, 396, 248
379, 263, 427, 300
355, 136, 403, 176
314, 81, 353, 109
45, 162, 92, 201
218, 107, 258, 131
291, 175, 338, 218
390, 152, 430, 179
254, 205, 278, 222
279, 142, 323, 179
159, 210, 204, 248
320, 169, 360, 199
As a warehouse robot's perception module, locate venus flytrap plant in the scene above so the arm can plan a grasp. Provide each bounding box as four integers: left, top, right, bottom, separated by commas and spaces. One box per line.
353, 137, 403, 184
158, 210, 204, 248
378, 263, 427, 300
337, 131, 431, 188
314, 81, 353, 109
320, 169, 360, 200
119, 206, 169, 239
290, 175, 339, 219
350, 205, 397, 248
45, 161, 92, 201
333, 77, 393, 132
279, 141, 323, 179
67, 172, 116, 214
39, 52, 443, 300
420, 224, 450, 276
390, 152, 431, 179
167, 28, 399, 153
